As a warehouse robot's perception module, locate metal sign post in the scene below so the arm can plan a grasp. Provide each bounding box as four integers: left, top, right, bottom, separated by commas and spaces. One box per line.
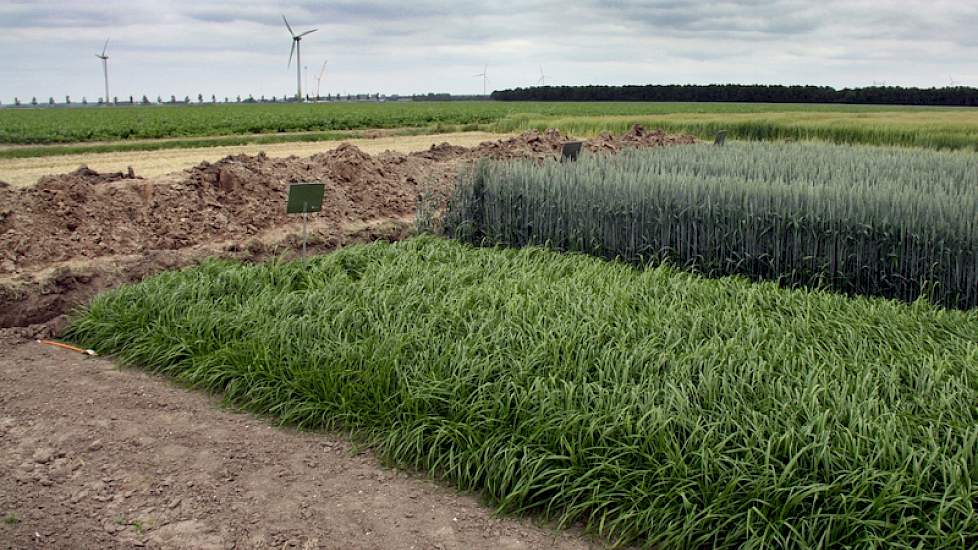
286, 182, 326, 260
714, 131, 727, 146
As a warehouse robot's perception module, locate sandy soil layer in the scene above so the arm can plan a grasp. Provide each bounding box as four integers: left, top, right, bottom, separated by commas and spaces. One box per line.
0, 340, 598, 549
0, 132, 509, 189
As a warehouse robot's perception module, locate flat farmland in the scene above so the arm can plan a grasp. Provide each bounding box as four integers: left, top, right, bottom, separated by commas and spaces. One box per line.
1, 101, 976, 158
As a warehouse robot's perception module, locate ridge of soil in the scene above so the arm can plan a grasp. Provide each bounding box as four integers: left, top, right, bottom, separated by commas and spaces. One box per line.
0, 126, 696, 334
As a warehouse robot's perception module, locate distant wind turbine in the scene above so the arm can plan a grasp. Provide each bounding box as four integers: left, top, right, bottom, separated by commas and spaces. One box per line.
949, 75, 958, 87
95, 39, 110, 104
537, 65, 547, 86
315, 60, 328, 98
474, 64, 488, 95
282, 14, 317, 101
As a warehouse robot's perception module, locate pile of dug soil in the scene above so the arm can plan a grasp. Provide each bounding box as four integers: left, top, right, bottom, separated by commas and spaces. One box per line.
588, 125, 698, 152
0, 148, 449, 272
0, 126, 696, 332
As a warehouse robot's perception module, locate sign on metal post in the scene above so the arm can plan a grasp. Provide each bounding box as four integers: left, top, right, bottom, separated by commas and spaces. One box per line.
286, 182, 325, 260
287, 182, 325, 214
561, 141, 583, 161
714, 131, 727, 146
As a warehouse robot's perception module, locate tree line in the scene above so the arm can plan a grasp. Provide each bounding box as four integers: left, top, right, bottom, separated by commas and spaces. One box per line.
490, 84, 978, 106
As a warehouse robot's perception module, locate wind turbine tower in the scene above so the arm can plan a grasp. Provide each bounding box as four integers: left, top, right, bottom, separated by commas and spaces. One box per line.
95, 39, 110, 104
538, 65, 547, 86
315, 60, 329, 98
474, 65, 488, 96
283, 15, 318, 101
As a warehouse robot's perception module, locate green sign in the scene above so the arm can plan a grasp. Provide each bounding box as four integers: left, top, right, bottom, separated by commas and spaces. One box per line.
286, 182, 325, 214
561, 141, 583, 161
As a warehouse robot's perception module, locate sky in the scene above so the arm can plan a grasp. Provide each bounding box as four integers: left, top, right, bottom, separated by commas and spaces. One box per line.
0, 0, 975, 103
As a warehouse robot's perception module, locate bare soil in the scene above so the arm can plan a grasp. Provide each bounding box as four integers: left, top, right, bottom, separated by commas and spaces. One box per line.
0, 341, 598, 549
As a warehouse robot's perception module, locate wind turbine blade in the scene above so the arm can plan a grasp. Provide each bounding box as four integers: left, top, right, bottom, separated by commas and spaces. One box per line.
282, 14, 295, 36
288, 40, 296, 68
298, 28, 317, 37
102, 39, 109, 56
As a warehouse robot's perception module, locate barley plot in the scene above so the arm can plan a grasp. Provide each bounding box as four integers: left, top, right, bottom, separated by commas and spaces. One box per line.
443, 142, 978, 308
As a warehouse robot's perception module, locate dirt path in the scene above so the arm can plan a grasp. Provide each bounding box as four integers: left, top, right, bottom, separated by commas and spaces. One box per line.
0, 341, 598, 549
0, 133, 509, 188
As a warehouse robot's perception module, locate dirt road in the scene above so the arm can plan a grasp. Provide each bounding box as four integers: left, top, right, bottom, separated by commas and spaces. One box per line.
0, 133, 508, 188
0, 341, 597, 549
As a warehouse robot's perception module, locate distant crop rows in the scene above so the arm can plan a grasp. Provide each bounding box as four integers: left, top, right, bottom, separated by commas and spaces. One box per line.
1, 101, 975, 151
66, 237, 978, 548
0, 102, 499, 144
498, 111, 978, 150
441, 142, 978, 308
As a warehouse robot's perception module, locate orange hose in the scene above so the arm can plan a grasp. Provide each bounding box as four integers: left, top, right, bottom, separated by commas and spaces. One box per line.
37, 340, 97, 356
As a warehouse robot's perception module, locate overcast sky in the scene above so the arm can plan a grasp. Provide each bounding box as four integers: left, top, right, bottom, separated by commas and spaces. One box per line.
1, 0, 975, 102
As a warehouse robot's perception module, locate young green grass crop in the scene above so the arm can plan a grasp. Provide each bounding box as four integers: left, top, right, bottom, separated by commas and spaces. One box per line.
442, 142, 978, 308
66, 237, 978, 548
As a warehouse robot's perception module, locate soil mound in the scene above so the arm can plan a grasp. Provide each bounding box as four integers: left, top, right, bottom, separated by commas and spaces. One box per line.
469, 129, 572, 160
413, 142, 470, 161
0, 146, 447, 274
588, 125, 697, 152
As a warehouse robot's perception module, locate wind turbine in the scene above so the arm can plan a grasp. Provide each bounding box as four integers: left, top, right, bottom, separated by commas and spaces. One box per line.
283, 15, 317, 101
537, 65, 547, 86
473, 64, 488, 95
314, 60, 328, 98
95, 39, 110, 105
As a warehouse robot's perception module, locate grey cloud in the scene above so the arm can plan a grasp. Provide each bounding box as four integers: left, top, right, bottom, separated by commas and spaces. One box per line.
0, 0, 976, 101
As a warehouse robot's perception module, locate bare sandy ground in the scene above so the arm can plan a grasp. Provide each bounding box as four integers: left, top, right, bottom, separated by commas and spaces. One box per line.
0, 132, 509, 188
0, 341, 600, 549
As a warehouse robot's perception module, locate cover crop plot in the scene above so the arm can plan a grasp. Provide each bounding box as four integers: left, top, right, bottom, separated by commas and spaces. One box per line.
66, 237, 978, 548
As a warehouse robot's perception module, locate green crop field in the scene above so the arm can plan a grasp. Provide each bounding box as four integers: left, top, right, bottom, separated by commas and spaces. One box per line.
66, 237, 978, 548
2, 101, 976, 154
442, 142, 978, 308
